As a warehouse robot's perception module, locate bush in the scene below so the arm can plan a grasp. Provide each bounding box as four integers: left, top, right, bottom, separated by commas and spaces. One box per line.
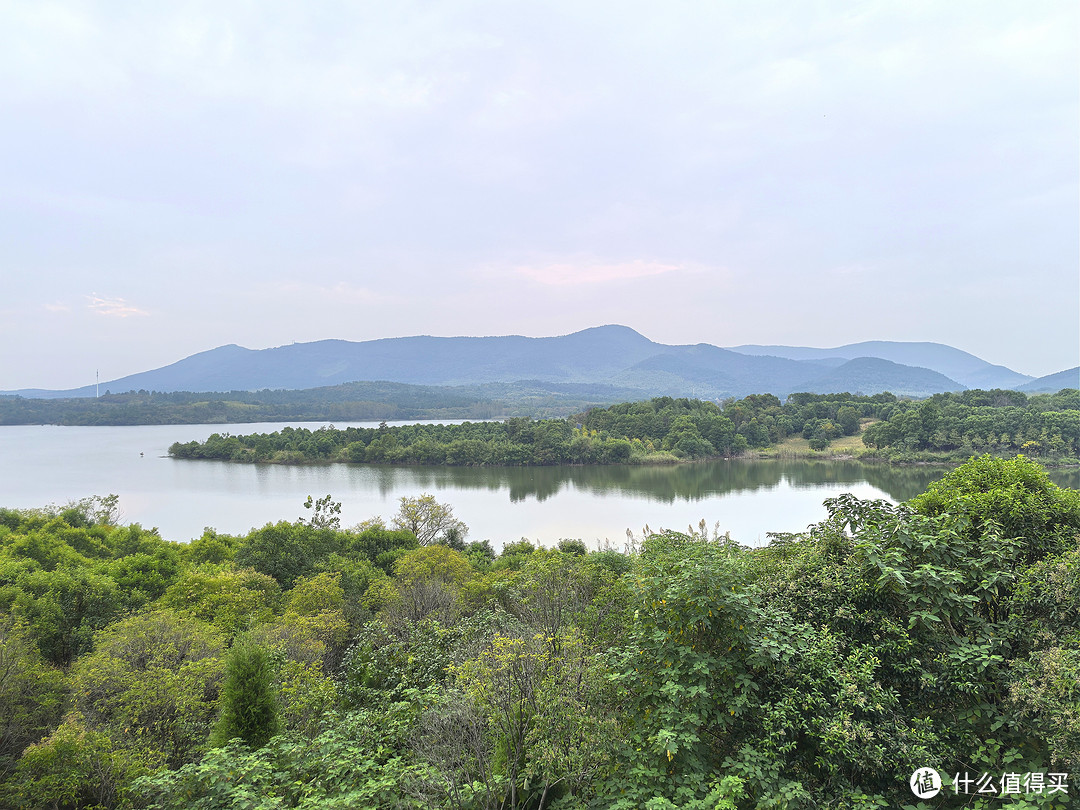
6, 713, 145, 810
71, 610, 226, 766
910, 454, 1080, 566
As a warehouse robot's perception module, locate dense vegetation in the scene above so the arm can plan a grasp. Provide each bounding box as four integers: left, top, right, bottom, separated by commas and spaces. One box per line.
167, 390, 1079, 467
0, 381, 650, 426
167, 393, 896, 465
1, 456, 1078, 808
860, 389, 1079, 460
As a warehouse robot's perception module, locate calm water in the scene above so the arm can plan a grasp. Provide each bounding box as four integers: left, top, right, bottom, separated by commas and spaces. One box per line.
1, 423, 1076, 548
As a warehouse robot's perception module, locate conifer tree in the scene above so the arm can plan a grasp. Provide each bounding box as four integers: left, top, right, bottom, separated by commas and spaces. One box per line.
210, 639, 282, 749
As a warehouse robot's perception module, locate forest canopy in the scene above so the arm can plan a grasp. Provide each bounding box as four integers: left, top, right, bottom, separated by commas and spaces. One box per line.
0, 380, 648, 426
0, 456, 1078, 808
167, 390, 1080, 466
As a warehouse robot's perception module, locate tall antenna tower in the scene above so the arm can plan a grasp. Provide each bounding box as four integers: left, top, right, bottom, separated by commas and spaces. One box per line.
96, 369, 100, 399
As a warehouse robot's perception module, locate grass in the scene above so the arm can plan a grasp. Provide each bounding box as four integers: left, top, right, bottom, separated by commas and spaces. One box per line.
758, 419, 877, 459
764, 434, 868, 458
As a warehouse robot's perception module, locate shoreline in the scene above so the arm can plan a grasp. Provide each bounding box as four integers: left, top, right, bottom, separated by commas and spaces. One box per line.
167, 447, 1080, 470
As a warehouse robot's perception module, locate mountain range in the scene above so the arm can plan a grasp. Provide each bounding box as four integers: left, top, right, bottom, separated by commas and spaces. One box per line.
6, 325, 1075, 401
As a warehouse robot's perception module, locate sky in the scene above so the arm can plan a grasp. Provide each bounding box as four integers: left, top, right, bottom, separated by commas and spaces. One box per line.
1, 1, 1077, 390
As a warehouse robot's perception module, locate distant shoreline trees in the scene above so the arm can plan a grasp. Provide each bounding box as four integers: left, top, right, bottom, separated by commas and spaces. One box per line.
167, 389, 1079, 467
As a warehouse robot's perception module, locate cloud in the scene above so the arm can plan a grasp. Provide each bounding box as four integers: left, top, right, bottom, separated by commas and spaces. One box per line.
514, 259, 681, 286
87, 295, 149, 317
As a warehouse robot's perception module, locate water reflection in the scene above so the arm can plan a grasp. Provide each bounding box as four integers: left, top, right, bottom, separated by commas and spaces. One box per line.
192, 456, 1079, 513
329, 460, 956, 505
1, 422, 1075, 545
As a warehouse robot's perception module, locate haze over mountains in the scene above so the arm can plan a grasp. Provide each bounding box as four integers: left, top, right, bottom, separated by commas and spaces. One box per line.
7, 326, 1075, 401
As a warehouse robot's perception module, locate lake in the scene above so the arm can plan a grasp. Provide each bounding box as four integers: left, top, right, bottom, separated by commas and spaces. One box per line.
2, 422, 1076, 548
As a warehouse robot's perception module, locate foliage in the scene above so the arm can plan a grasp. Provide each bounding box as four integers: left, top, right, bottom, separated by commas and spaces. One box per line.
299, 494, 342, 530
862, 389, 1079, 459
600, 455, 1080, 808
167, 392, 913, 466
5, 712, 146, 810
379, 545, 475, 626
71, 610, 227, 767
451, 630, 619, 809
265, 570, 353, 672
394, 546, 475, 589
1, 454, 1079, 809
163, 565, 281, 635
133, 704, 428, 809
0, 510, 181, 665
210, 639, 283, 750
508, 549, 626, 645
274, 659, 338, 739
319, 553, 394, 618
393, 494, 469, 547
183, 529, 239, 565
338, 613, 512, 711
604, 529, 770, 807
50, 495, 125, 527
234, 521, 347, 589
0, 614, 65, 778
909, 453, 1080, 565
5, 563, 123, 666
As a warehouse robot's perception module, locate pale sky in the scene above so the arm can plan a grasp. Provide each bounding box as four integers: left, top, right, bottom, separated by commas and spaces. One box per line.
2, 1, 1077, 390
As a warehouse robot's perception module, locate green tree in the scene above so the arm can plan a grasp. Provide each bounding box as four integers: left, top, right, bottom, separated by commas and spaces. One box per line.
392, 494, 468, 547
234, 521, 348, 589
273, 571, 352, 671
0, 615, 64, 778
71, 610, 227, 767
837, 405, 860, 436
391, 545, 475, 623
183, 529, 239, 565
163, 565, 281, 635
909, 453, 1080, 566
10, 566, 122, 666
453, 631, 618, 809
510, 551, 606, 646
6, 713, 144, 810
210, 638, 282, 750
134, 706, 425, 809
299, 494, 342, 530
1008, 543, 1080, 773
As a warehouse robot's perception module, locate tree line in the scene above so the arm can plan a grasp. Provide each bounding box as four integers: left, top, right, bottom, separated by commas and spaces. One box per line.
167, 392, 905, 466
0, 381, 645, 426
861, 388, 1079, 460
168, 390, 1079, 466
1, 456, 1078, 808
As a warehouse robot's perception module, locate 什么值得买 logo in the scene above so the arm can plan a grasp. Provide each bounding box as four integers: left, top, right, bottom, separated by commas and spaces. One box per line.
910, 768, 942, 799
911, 768, 1070, 797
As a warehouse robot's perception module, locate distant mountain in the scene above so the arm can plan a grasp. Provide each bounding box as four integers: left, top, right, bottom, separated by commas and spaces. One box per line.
798, 357, 966, 398
614, 344, 821, 397
10, 325, 1040, 402
729, 340, 1033, 390
9, 326, 663, 398
1016, 367, 1080, 393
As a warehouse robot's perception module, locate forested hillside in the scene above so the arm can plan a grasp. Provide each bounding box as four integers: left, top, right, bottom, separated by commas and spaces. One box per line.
1, 456, 1077, 808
